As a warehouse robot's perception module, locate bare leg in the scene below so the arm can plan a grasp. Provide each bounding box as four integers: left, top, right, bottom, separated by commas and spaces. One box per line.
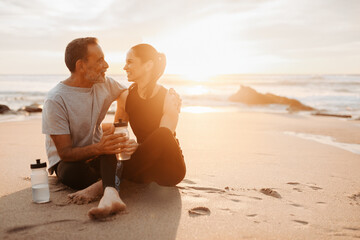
68, 180, 103, 204
88, 187, 126, 219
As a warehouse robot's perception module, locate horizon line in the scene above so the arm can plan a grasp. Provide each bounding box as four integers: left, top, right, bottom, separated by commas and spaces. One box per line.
0, 73, 360, 76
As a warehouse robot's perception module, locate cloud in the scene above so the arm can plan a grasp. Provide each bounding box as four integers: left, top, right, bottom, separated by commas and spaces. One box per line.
237, 0, 360, 55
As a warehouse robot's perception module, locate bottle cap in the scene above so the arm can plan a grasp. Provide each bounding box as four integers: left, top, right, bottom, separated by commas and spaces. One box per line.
30, 159, 47, 169
114, 119, 128, 127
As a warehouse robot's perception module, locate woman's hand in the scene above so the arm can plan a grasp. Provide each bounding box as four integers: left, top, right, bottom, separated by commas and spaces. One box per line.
101, 123, 115, 134
122, 139, 139, 156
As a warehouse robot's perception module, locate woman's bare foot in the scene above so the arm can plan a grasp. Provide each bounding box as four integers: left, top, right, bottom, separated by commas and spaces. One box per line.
68, 180, 103, 205
88, 187, 126, 219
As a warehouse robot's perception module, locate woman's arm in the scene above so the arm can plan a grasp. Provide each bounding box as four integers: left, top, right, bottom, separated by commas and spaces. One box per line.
114, 89, 129, 123
160, 88, 181, 133
114, 89, 139, 155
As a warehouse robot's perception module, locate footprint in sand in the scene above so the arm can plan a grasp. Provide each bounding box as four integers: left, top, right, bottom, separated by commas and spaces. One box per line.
220, 208, 236, 214
248, 196, 262, 201
190, 186, 226, 194
289, 203, 303, 208
343, 227, 360, 231
349, 192, 360, 201
308, 185, 323, 191
293, 220, 309, 225
187, 192, 202, 198
227, 193, 244, 197
349, 193, 360, 206
178, 185, 226, 194
292, 188, 302, 192
259, 188, 281, 199
246, 214, 257, 217
287, 182, 300, 186
181, 179, 196, 185
188, 207, 211, 217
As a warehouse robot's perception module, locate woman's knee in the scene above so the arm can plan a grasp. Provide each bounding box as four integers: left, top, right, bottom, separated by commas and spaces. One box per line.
159, 163, 186, 187
156, 127, 174, 139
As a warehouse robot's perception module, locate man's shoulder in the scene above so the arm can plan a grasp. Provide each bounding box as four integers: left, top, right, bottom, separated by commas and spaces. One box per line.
94, 76, 126, 100
46, 83, 64, 100
105, 76, 126, 89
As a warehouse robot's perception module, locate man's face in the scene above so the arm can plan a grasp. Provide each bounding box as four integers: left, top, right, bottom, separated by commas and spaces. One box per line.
83, 44, 109, 83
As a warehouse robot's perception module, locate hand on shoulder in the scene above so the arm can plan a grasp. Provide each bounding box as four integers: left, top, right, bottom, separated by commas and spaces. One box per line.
164, 88, 181, 115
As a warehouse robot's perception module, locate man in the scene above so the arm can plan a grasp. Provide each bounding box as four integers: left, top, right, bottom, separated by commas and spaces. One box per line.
42, 37, 138, 219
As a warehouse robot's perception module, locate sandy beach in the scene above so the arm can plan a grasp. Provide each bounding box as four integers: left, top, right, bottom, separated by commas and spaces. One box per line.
0, 111, 360, 240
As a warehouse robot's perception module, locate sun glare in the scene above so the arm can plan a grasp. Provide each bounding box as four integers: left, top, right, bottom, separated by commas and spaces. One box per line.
145, 14, 248, 79
183, 85, 209, 96
182, 72, 214, 82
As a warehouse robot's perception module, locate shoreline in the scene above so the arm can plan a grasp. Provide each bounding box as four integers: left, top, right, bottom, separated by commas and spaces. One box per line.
1, 105, 360, 123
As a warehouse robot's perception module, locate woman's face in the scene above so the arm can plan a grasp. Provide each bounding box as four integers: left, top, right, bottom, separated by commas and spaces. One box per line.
123, 49, 147, 83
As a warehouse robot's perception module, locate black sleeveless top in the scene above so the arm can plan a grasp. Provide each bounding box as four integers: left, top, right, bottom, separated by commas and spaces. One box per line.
125, 84, 167, 143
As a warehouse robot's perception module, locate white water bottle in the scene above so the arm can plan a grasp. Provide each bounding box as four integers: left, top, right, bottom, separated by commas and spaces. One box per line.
30, 159, 50, 203
114, 119, 131, 161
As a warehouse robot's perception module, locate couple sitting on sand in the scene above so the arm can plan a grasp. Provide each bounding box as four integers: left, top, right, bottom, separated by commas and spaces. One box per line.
42, 37, 186, 219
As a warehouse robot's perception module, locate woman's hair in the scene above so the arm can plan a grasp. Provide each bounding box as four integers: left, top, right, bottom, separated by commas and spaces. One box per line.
65, 37, 98, 73
131, 43, 166, 98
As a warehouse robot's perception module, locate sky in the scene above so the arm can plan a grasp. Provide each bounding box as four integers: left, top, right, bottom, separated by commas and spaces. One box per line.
0, 0, 359, 76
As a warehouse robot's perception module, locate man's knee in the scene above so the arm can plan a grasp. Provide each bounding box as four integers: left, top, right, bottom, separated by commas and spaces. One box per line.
56, 161, 98, 190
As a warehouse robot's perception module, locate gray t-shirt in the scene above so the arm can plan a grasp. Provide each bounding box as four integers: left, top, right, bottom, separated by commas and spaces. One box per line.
42, 77, 126, 173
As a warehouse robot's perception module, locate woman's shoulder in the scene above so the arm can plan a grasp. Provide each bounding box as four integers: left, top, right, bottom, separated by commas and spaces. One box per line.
128, 83, 138, 92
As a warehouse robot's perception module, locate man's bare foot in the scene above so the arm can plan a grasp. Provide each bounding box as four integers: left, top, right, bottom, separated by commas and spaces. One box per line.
88, 187, 126, 219
68, 180, 103, 205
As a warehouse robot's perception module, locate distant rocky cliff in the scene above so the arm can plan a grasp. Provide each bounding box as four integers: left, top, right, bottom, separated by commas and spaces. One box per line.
229, 85, 314, 112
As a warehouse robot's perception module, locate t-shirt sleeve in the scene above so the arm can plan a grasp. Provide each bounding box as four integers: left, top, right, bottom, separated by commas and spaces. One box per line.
107, 77, 127, 100
42, 98, 70, 135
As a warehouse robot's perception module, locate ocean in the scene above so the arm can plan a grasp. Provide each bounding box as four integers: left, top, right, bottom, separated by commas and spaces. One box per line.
0, 74, 359, 120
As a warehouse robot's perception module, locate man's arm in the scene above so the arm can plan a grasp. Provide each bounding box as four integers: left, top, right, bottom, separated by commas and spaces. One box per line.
51, 128, 127, 162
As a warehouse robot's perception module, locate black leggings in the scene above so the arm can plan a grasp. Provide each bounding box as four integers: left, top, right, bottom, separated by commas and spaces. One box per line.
55, 154, 117, 190
55, 127, 186, 190
122, 127, 186, 186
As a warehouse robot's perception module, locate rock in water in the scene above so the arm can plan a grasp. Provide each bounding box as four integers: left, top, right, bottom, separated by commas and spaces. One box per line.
23, 103, 43, 113
229, 85, 314, 111
0, 104, 11, 114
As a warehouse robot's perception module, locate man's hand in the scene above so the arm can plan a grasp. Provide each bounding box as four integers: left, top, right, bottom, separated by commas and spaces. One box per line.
96, 128, 128, 155
160, 88, 181, 133
51, 126, 128, 163
169, 88, 182, 113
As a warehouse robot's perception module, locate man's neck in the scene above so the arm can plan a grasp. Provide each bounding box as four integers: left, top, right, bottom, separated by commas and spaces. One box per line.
62, 74, 94, 88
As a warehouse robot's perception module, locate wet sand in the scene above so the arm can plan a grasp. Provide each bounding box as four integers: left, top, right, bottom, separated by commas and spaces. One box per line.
0, 111, 360, 239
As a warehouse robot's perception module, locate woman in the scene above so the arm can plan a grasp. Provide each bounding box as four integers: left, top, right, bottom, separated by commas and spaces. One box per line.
116, 43, 186, 186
